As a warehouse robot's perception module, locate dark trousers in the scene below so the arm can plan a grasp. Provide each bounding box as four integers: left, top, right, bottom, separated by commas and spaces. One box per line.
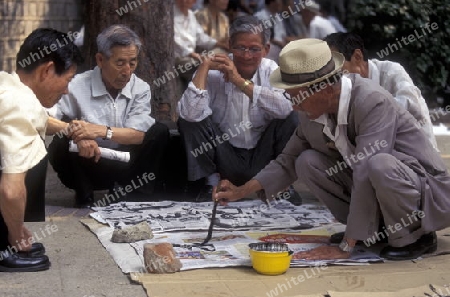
0, 156, 48, 251
178, 111, 299, 186
47, 123, 169, 199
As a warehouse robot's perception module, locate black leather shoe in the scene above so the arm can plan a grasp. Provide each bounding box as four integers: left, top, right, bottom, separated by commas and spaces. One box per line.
0, 253, 50, 272
380, 232, 437, 261
195, 185, 214, 202
17, 243, 45, 257
75, 190, 94, 208
286, 186, 302, 206
329, 231, 346, 244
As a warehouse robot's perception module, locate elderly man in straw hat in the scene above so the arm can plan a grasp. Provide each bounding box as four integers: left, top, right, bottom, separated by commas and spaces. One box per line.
215, 38, 450, 261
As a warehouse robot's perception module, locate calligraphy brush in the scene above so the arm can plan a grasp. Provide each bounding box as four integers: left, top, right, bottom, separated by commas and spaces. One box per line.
201, 199, 219, 245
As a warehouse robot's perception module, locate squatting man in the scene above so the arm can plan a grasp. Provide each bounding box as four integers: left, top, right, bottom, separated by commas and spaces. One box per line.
215, 38, 450, 261
0, 28, 83, 272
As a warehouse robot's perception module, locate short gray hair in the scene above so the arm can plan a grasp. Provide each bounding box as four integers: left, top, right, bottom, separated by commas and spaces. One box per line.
229, 15, 271, 46
96, 24, 142, 57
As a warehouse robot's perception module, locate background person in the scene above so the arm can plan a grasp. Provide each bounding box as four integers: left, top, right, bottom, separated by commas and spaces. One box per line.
47, 25, 169, 208
254, 0, 288, 62
324, 32, 438, 150
174, 0, 229, 88
299, 0, 336, 39
0, 28, 83, 272
177, 15, 300, 203
195, 0, 231, 47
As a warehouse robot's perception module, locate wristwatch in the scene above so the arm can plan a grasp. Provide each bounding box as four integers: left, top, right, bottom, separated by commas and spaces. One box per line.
104, 126, 113, 140
339, 239, 354, 253
240, 79, 253, 91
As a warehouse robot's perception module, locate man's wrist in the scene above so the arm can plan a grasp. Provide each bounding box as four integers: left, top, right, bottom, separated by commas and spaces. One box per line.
103, 126, 113, 140
239, 79, 253, 92
339, 237, 356, 253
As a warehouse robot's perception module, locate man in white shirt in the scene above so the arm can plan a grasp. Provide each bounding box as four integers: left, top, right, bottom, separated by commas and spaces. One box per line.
324, 32, 438, 150
0, 28, 83, 272
254, 0, 287, 62
177, 15, 299, 202
174, 0, 228, 84
48, 25, 169, 207
300, 0, 336, 39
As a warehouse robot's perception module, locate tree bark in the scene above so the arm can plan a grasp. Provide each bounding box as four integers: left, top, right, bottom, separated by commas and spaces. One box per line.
84, 0, 176, 121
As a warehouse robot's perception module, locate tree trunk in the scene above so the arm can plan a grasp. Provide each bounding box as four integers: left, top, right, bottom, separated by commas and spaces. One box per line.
84, 0, 176, 121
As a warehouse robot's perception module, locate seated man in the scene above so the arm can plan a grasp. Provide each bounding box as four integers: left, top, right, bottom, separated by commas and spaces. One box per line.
195, 0, 230, 45
254, 0, 288, 62
216, 39, 450, 261
48, 25, 169, 207
299, 0, 336, 39
0, 28, 83, 271
174, 0, 228, 84
324, 32, 438, 150
177, 15, 299, 202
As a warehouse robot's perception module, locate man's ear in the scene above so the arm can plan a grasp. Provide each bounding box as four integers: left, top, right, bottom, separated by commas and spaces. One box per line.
262, 43, 270, 57
351, 49, 364, 63
95, 53, 104, 68
38, 61, 55, 82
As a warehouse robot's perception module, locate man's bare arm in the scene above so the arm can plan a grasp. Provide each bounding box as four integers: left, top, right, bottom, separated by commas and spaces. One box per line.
0, 172, 32, 251
46, 117, 70, 136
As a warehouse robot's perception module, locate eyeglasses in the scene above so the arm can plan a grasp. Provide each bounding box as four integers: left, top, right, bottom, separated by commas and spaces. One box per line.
231, 46, 263, 57
283, 91, 308, 106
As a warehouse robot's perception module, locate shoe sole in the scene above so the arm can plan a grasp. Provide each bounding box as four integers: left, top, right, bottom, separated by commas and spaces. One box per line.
0, 262, 51, 272
382, 244, 437, 261
17, 251, 46, 257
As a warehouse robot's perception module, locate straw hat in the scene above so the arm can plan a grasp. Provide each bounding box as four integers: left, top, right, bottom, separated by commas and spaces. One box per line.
269, 39, 345, 90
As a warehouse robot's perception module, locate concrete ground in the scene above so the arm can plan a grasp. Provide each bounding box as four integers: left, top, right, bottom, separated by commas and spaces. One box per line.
1, 130, 450, 297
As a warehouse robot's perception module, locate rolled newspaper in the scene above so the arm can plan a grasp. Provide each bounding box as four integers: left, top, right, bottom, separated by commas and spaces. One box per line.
68, 141, 130, 163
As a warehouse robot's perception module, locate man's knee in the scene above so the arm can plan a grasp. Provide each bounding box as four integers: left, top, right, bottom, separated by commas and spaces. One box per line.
367, 153, 396, 183
285, 111, 299, 127
148, 122, 170, 140
178, 117, 200, 133
295, 150, 327, 178
47, 135, 70, 165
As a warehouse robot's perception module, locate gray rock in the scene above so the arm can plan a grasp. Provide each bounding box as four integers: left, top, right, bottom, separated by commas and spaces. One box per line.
111, 222, 154, 243
143, 243, 182, 273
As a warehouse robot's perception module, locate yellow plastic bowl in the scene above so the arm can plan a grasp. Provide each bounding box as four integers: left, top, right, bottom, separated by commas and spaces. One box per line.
249, 243, 293, 275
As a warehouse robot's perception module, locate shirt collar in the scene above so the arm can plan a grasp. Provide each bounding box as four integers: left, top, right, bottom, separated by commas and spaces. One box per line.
368, 59, 380, 85
91, 66, 133, 100
337, 75, 352, 125
313, 75, 352, 126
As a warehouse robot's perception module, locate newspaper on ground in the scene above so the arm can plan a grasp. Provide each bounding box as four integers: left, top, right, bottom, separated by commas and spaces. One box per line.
87, 200, 383, 273
90, 199, 336, 232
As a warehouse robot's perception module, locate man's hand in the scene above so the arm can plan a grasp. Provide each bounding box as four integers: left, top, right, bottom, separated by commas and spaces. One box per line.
69, 120, 105, 142
189, 52, 203, 63
213, 180, 247, 206
293, 245, 351, 260
0, 172, 31, 252
76, 139, 101, 162
211, 54, 242, 84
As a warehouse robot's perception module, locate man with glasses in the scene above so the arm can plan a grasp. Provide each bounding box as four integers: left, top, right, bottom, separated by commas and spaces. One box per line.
177, 15, 299, 203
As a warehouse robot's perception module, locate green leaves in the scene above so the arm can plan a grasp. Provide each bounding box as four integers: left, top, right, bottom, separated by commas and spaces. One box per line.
347, 0, 450, 103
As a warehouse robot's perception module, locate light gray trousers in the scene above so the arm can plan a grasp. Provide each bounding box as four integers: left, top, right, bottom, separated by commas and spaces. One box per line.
296, 150, 425, 247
